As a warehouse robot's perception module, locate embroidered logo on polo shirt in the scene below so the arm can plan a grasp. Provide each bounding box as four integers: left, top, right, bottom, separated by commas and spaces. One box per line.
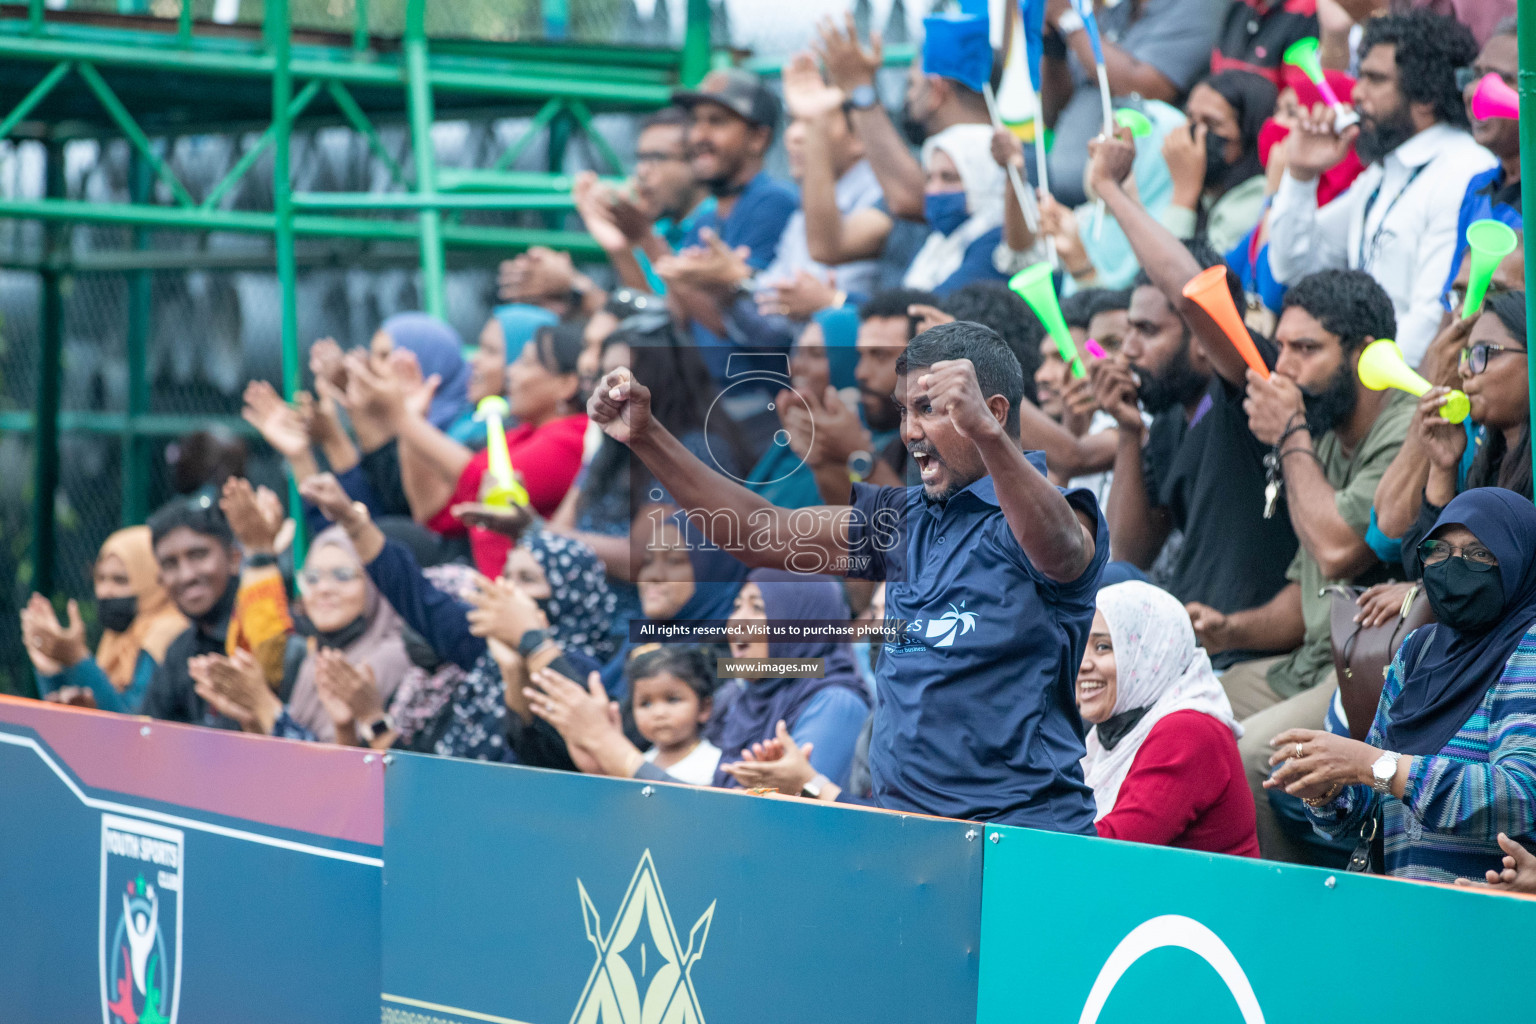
921, 602, 978, 648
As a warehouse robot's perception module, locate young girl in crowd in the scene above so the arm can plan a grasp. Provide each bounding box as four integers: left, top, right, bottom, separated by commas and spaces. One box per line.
627, 646, 721, 787
22, 526, 189, 712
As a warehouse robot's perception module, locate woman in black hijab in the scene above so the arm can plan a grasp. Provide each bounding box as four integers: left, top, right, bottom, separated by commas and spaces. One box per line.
1161, 70, 1279, 254
1262, 488, 1536, 883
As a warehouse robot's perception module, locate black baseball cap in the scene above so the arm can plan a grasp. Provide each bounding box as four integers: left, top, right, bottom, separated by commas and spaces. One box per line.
672, 68, 780, 132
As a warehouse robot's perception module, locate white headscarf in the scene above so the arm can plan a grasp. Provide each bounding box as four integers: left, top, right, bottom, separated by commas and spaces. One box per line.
1082, 581, 1243, 821
902, 123, 1006, 290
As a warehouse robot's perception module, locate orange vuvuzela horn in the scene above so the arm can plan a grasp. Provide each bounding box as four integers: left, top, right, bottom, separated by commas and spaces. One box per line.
1181, 265, 1268, 379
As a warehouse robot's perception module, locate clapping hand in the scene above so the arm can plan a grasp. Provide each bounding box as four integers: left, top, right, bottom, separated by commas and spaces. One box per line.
720, 720, 818, 794
655, 229, 752, 295
573, 172, 635, 253
498, 246, 578, 304
220, 477, 284, 555
755, 269, 838, 320
782, 50, 846, 120
21, 593, 89, 673
191, 649, 281, 734
524, 667, 636, 777
465, 574, 548, 649
242, 380, 310, 460
313, 649, 384, 734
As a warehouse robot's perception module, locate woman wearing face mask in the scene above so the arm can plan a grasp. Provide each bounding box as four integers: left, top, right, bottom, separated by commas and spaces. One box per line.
22, 527, 189, 712
1267, 488, 1536, 882
1160, 71, 1278, 255
1077, 581, 1259, 856
901, 124, 1009, 296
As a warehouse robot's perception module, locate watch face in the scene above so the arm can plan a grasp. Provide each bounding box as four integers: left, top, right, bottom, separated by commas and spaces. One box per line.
1372, 755, 1394, 781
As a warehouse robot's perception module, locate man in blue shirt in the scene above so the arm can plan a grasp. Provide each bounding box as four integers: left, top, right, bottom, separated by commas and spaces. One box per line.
1442, 19, 1520, 308
587, 321, 1106, 832
661, 68, 799, 382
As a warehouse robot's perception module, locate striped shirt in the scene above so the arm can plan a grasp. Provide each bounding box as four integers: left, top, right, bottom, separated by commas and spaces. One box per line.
1306, 625, 1536, 883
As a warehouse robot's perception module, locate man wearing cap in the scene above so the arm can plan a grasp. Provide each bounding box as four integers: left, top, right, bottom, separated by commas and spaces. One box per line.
655, 67, 798, 383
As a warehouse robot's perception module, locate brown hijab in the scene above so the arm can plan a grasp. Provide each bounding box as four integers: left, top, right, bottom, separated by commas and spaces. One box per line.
286, 527, 413, 742
95, 526, 189, 691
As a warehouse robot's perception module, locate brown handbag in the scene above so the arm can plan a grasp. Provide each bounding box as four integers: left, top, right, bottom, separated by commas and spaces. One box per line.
1327, 583, 1435, 740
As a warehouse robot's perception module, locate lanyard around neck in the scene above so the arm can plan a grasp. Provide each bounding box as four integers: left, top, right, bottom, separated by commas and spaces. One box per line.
1356, 159, 1431, 272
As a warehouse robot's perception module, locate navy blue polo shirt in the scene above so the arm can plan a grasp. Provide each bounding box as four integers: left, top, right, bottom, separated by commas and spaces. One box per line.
847, 455, 1107, 833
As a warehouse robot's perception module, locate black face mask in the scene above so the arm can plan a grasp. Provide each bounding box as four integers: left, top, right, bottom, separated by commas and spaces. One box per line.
97, 595, 138, 633
1203, 133, 1235, 185
900, 101, 929, 148
1422, 557, 1505, 634
293, 609, 371, 651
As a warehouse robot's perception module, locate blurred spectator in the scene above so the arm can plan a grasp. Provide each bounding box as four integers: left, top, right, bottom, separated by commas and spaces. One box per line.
1160, 70, 1278, 253
1078, 581, 1258, 856
22, 527, 188, 712
1273, 488, 1536, 882
1266, 11, 1494, 364
1043, 0, 1229, 207
1210, 0, 1319, 87
165, 426, 246, 501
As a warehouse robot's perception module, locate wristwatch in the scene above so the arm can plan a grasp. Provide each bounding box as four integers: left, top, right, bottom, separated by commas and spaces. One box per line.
1370, 751, 1401, 794
358, 714, 395, 744
848, 84, 879, 111
800, 773, 830, 800
243, 551, 278, 570
847, 449, 874, 484
1055, 7, 1085, 36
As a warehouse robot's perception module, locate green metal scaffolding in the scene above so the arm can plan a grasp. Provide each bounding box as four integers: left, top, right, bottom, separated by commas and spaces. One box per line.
0, 0, 714, 607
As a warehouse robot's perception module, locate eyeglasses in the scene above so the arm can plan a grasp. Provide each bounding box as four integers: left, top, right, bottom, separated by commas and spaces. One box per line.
1458, 341, 1526, 375
1444, 282, 1510, 315
1456, 66, 1516, 92
300, 566, 362, 587
1419, 539, 1498, 570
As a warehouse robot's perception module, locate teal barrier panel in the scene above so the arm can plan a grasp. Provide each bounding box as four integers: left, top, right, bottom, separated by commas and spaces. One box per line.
0, 695, 383, 1024
382, 753, 983, 1024
976, 825, 1536, 1023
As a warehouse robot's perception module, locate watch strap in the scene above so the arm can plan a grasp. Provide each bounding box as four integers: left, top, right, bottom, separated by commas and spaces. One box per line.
848, 84, 878, 110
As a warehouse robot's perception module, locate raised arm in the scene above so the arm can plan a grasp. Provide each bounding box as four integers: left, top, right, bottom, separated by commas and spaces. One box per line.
587, 368, 854, 573
1087, 130, 1251, 389
815, 14, 926, 222
917, 359, 1095, 583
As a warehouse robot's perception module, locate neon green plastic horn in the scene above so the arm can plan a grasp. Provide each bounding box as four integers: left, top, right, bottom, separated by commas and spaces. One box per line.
1010, 264, 1085, 379
1114, 109, 1152, 138
1462, 219, 1518, 320
476, 395, 530, 508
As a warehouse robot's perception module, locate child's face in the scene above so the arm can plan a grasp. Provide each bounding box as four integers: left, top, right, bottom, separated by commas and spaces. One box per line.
632, 671, 709, 751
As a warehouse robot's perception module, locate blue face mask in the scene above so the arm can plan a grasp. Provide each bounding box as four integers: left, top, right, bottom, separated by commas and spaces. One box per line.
924, 190, 969, 236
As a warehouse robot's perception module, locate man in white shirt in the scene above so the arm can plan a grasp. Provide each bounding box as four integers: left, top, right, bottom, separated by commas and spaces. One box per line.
1266, 11, 1493, 366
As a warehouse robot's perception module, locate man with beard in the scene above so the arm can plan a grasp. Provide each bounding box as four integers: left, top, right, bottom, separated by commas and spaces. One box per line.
1441, 17, 1520, 309
1085, 133, 1298, 663
587, 321, 1107, 831
1266, 10, 1494, 366
137, 496, 251, 727
1186, 271, 1411, 729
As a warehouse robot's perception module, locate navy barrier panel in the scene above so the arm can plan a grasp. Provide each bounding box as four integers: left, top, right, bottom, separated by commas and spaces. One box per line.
0, 696, 383, 1024
381, 752, 983, 1024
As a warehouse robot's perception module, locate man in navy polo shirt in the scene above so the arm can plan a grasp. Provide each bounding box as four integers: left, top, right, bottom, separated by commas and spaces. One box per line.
587, 322, 1106, 833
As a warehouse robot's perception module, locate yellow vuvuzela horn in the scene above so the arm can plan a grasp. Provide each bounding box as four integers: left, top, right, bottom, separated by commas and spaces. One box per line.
476, 395, 530, 507
1357, 340, 1469, 423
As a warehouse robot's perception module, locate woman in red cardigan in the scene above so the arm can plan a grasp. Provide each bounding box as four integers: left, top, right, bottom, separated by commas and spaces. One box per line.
1077, 581, 1260, 858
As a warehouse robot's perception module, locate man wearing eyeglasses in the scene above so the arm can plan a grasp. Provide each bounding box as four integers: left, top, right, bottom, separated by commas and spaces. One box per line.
1266, 11, 1497, 367
1441, 18, 1521, 314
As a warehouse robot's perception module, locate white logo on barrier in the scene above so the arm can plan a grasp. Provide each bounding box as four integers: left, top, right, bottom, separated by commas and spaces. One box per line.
570, 850, 715, 1024
1078, 914, 1265, 1024
100, 814, 183, 1024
